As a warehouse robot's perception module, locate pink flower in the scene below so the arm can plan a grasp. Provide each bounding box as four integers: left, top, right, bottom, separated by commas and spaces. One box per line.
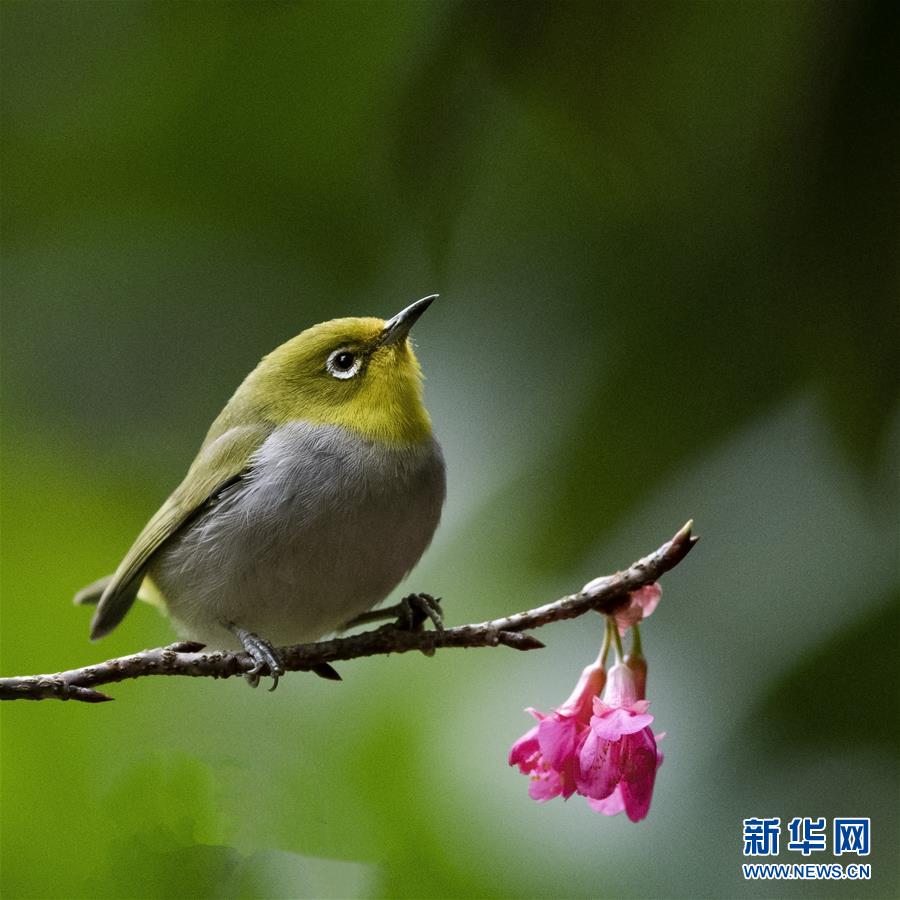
509, 607, 666, 821
508, 660, 606, 802
613, 583, 662, 636
577, 662, 661, 822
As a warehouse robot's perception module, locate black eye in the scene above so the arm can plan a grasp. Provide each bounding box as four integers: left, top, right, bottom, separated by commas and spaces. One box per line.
326, 348, 362, 380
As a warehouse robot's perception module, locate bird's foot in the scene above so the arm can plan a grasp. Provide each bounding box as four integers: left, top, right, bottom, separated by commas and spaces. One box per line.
395, 593, 444, 634
224, 623, 284, 691
339, 593, 444, 635
397, 593, 443, 658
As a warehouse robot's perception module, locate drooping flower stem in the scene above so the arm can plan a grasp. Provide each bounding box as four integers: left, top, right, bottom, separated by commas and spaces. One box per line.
610, 618, 625, 663
597, 618, 612, 668
630, 621, 643, 657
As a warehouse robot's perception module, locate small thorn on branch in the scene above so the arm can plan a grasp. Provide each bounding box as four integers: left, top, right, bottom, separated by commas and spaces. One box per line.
66, 685, 115, 702
164, 640, 206, 653
311, 663, 342, 681
497, 632, 545, 651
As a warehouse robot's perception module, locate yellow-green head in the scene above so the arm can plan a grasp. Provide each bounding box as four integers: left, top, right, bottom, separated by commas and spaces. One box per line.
214, 295, 437, 447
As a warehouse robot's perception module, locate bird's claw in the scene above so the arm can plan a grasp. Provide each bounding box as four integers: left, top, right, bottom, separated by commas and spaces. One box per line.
226, 624, 285, 691
397, 593, 444, 634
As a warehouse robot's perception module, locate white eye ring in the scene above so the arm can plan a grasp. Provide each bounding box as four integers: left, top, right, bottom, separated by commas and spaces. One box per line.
326, 348, 363, 380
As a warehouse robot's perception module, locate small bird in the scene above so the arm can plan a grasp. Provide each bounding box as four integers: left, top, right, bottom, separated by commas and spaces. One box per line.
75, 295, 446, 686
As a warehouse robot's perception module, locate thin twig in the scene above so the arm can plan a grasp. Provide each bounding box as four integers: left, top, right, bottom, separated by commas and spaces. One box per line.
0, 521, 697, 703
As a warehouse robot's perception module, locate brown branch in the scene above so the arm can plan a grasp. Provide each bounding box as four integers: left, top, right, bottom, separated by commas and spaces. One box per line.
0, 521, 697, 703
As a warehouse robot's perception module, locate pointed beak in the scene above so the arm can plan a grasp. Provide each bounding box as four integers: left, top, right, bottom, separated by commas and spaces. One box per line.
379, 294, 438, 346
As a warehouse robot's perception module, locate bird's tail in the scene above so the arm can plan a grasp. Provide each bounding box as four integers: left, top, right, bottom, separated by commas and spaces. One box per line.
73, 575, 113, 606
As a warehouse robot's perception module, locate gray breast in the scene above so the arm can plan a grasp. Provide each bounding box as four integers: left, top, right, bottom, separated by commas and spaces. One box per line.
149, 421, 446, 647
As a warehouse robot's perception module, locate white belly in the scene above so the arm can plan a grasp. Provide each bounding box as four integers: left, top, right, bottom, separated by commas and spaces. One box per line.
148, 422, 445, 648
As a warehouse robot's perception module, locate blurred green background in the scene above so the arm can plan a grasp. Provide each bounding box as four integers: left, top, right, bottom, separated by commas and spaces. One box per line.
2, 2, 897, 898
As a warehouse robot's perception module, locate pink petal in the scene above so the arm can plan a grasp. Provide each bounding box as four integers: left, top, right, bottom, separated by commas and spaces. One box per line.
576, 729, 621, 801
591, 707, 654, 741
621, 777, 654, 821
631, 583, 661, 618
528, 766, 563, 802
588, 786, 626, 817
537, 714, 580, 772
619, 730, 660, 822
613, 583, 662, 635
558, 763, 580, 799
621, 766, 657, 820
621, 729, 658, 783
508, 724, 541, 771
614, 604, 644, 636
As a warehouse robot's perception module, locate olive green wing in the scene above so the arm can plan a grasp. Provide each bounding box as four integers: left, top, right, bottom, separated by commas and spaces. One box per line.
89, 423, 271, 639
